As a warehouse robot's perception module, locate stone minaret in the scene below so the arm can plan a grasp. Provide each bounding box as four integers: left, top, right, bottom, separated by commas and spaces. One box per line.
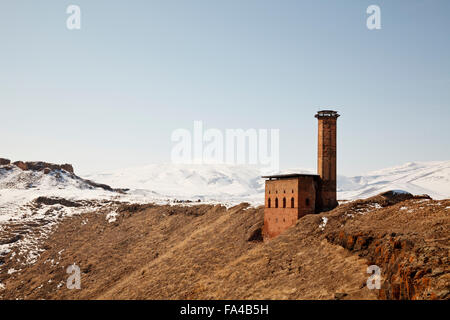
315, 110, 340, 211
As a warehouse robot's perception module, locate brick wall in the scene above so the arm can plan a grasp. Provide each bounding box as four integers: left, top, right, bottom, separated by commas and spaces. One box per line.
317, 116, 338, 211
263, 176, 317, 239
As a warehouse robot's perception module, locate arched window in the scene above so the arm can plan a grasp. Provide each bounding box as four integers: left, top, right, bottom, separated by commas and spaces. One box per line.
291, 197, 295, 208
282, 197, 286, 208
306, 198, 310, 206
275, 198, 279, 208
268, 198, 271, 208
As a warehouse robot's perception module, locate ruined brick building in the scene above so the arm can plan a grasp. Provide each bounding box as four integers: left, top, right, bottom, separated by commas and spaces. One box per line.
262, 110, 340, 238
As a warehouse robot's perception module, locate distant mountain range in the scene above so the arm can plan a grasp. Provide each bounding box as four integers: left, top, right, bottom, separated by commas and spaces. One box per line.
337, 161, 450, 200
84, 160, 450, 202
1, 160, 449, 220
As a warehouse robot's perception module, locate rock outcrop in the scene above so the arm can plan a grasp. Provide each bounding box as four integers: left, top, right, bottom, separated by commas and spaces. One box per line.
0, 158, 11, 165
10, 161, 74, 174
324, 194, 449, 300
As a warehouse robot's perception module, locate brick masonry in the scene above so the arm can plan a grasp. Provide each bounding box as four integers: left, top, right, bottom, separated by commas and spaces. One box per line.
263, 176, 319, 238
317, 115, 339, 211
263, 110, 340, 239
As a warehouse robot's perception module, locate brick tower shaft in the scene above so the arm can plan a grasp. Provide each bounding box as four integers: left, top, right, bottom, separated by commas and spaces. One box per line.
315, 110, 340, 211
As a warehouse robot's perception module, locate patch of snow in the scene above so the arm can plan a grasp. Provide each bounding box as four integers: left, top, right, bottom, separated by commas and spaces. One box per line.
7, 268, 17, 274
0, 247, 11, 256
0, 283, 5, 290
400, 206, 408, 211
319, 217, 328, 230
106, 211, 119, 223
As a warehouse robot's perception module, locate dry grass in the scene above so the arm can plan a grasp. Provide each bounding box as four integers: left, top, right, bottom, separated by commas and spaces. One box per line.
0, 194, 448, 300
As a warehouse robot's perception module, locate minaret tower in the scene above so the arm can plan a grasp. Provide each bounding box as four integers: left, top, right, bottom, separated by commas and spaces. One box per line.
315, 110, 340, 211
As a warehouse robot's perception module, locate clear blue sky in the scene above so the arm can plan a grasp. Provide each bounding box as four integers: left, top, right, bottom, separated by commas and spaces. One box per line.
1, 0, 449, 176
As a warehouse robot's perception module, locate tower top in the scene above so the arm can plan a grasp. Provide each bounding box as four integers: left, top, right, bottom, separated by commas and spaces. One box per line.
315, 110, 340, 119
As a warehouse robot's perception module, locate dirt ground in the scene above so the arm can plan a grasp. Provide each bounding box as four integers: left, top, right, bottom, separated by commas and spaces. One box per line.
0, 193, 448, 300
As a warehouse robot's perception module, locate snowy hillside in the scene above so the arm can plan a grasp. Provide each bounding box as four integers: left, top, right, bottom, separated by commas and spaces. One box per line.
0, 165, 122, 223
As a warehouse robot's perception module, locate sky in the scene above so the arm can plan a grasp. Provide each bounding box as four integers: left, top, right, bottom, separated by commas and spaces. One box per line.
0, 0, 449, 176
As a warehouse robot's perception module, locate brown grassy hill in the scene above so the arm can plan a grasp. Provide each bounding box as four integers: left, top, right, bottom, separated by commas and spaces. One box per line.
0, 193, 448, 300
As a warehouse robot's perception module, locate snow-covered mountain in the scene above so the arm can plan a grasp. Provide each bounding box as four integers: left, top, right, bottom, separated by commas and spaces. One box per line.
337, 161, 450, 200
1, 160, 449, 216
84, 164, 267, 204
84, 160, 450, 203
